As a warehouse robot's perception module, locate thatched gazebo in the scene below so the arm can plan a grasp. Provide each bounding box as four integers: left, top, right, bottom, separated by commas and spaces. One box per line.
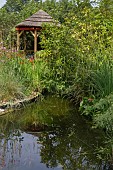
15, 9, 55, 57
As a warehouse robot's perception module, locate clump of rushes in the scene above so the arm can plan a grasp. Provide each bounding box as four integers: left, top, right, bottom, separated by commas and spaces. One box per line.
79, 60, 113, 131
0, 56, 25, 102
0, 49, 46, 102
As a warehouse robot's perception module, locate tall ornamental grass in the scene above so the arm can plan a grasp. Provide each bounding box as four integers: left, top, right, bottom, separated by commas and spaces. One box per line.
9, 55, 46, 93
89, 61, 113, 98
0, 59, 24, 102
80, 59, 113, 132
0, 51, 46, 102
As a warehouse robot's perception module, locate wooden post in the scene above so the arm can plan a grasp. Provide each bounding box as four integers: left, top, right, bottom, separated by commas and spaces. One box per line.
17, 30, 24, 51
23, 31, 26, 52
17, 30, 20, 51
34, 30, 37, 58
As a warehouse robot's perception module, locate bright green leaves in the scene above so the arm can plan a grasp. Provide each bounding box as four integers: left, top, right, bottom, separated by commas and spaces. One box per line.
38, 23, 79, 93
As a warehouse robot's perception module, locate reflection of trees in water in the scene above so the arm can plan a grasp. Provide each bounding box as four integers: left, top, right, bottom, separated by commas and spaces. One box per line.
0, 130, 22, 169
0, 130, 42, 169
0, 95, 111, 170
38, 127, 108, 170
0, 126, 110, 170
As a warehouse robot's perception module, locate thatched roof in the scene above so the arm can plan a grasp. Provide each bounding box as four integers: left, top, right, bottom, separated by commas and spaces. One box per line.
16, 10, 55, 28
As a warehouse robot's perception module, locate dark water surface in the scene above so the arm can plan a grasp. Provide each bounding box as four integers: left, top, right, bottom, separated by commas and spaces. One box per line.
0, 96, 109, 170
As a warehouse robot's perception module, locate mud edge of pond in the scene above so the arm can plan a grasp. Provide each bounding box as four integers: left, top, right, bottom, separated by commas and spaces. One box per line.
0, 93, 41, 116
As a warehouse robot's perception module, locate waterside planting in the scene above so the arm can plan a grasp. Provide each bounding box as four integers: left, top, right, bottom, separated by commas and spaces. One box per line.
1, 0, 113, 163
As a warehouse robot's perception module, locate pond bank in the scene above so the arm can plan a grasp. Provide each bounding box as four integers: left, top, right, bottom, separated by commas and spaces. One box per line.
0, 93, 41, 115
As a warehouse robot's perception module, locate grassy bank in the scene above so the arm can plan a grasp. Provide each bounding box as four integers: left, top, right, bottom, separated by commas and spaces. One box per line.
0, 50, 46, 103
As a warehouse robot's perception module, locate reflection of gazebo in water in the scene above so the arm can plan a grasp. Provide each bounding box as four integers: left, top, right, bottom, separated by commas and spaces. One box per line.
15, 10, 55, 58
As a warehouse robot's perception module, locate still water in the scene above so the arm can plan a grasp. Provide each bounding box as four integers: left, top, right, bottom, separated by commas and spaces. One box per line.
0, 96, 110, 170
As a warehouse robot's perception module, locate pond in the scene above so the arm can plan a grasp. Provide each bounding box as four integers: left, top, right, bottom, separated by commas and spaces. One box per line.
0, 96, 111, 170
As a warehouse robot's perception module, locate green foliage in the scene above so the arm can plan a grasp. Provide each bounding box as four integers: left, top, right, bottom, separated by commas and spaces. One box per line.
80, 92, 113, 132
1, 0, 113, 161
37, 24, 78, 93
89, 61, 113, 98
79, 60, 113, 132
92, 93, 113, 131
0, 51, 46, 101
0, 56, 24, 101
4, 0, 31, 12
1, 0, 113, 129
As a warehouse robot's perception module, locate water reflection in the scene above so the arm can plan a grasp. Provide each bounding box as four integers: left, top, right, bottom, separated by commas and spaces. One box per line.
0, 131, 62, 170
38, 129, 104, 170
0, 96, 110, 170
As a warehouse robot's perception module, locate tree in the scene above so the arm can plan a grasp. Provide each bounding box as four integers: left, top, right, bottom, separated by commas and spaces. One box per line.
4, 0, 30, 12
